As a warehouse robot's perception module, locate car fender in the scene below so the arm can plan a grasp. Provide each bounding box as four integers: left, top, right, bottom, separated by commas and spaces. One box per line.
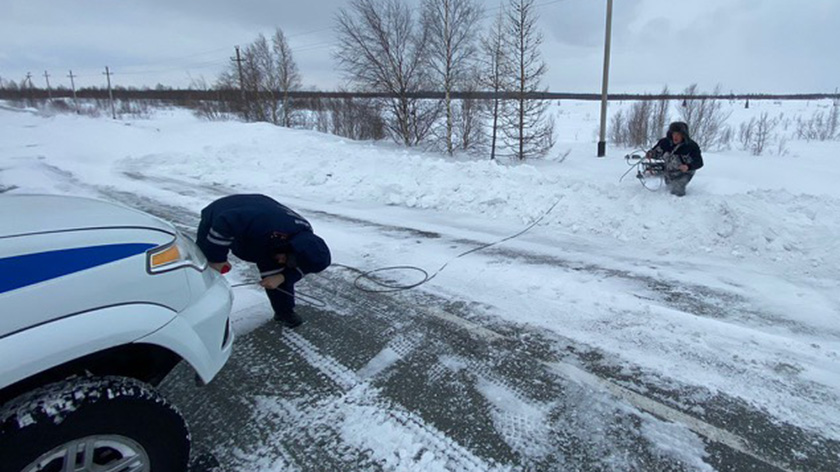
0, 304, 177, 390
138, 276, 234, 384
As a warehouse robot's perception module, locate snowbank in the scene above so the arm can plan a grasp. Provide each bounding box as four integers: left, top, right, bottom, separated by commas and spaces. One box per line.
2, 99, 840, 441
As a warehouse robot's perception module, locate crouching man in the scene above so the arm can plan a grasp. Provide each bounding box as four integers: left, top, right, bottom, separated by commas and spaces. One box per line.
196, 194, 331, 328
646, 121, 704, 196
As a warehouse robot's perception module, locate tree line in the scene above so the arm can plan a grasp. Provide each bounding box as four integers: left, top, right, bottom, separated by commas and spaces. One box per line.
3, 0, 838, 158
209, 0, 556, 160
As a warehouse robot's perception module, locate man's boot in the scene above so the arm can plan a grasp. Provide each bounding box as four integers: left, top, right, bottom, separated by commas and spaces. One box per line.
274, 310, 303, 328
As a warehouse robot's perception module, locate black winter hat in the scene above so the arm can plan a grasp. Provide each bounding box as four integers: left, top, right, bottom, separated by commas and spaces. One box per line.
668, 122, 691, 140
289, 232, 331, 274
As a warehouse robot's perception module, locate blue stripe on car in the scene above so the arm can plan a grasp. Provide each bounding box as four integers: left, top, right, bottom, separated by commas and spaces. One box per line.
0, 243, 156, 294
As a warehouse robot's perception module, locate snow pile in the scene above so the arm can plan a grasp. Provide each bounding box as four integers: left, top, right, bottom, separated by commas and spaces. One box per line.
3, 101, 839, 286
94, 101, 840, 283
2, 101, 840, 447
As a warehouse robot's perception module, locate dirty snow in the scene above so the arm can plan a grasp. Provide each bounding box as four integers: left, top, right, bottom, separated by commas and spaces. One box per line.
2, 99, 839, 467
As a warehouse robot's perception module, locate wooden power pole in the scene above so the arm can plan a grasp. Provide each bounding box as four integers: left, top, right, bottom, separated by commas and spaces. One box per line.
43, 71, 52, 100
25, 72, 33, 105
232, 46, 247, 119
67, 70, 79, 114
597, 0, 614, 158
103, 66, 116, 119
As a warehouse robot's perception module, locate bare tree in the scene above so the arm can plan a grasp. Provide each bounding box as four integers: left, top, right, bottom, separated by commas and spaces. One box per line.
609, 100, 653, 148
423, 0, 482, 154
188, 77, 232, 121
215, 29, 302, 126
650, 86, 670, 143
626, 101, 651, 147
610, 88, 669, 148
454, 70, 486, 153
503, 0, 554, 160
214, 64, 245, 119
273, 28, 302, 127
609, 109, 626, 146
303, 91, 387, 141
1, 78, 19, 91
241, 34, 273, 123
829, 103, 839, 140
739, 112, 781, 156
679, 84, 732, 150
479, 8, 508, 160
796, 105, 839, 141
335, 0, 437, 146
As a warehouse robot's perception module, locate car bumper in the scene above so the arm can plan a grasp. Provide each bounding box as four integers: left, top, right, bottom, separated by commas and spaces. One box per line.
136, 271, 234, 384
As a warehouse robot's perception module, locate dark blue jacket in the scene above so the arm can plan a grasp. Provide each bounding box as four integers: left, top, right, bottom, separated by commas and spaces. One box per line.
196, 194, 330, 282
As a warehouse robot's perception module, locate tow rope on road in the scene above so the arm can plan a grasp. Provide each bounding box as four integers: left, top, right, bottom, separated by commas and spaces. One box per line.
232, 196, 564, 304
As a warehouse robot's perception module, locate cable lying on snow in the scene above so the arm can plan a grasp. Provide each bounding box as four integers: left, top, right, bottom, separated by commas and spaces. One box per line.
620, 148, 666, 192
232, 197, 564, 305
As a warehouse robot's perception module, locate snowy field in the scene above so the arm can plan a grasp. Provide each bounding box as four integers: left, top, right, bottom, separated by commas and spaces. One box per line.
1, 99, 839, 471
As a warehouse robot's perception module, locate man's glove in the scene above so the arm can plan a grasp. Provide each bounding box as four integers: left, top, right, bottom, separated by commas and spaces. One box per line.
260, 274, 286, 290
210, 261, 232, 274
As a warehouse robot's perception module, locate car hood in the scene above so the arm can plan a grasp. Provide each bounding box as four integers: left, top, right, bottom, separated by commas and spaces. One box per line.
0, 194, 176, 238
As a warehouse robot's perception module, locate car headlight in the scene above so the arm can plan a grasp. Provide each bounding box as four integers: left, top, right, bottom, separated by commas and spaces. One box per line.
147, 232, 208, 274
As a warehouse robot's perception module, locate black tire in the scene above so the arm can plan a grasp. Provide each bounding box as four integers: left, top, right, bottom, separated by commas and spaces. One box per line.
0, 376, 190, 472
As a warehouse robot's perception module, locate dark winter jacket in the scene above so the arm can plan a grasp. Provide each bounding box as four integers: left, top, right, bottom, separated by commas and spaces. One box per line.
648, 122, 704, 172
196, 194, 331, 282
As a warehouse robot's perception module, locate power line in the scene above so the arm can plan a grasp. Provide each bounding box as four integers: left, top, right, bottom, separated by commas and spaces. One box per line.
114, 59, 228, 76
286, 26, 334, 40
114, 46, 231, 69
57, 46, 237, 79
293, 40, 340, 54
286, 0, 570, 56
7, 0, 572, 86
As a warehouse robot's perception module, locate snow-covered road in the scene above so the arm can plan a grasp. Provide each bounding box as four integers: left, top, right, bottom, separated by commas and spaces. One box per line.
2, 103, 839, 471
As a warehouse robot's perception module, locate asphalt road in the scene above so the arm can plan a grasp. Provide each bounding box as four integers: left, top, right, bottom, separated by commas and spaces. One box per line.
51, 165, 839, 472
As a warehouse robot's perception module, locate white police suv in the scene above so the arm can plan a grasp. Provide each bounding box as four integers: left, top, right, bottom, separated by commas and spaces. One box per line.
0, 194, 234, 471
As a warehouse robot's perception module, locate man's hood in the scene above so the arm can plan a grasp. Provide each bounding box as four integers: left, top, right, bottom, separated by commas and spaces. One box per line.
290, 232, 331, 274
667, 121, 691, 142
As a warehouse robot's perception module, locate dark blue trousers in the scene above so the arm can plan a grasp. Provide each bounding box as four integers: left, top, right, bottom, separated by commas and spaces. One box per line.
265, 278, 296, 317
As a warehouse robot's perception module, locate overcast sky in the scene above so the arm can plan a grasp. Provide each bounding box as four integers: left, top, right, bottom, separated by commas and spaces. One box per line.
2, 0, 838, 94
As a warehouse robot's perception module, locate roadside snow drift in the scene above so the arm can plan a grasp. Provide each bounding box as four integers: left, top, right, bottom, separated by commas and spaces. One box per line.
2, 99, 839, 448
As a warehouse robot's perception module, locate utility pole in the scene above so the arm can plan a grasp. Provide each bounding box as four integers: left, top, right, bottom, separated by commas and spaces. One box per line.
43, 70, 52, 100
597, 0, 614, 158
103, 66, 116, 120
232, 46, 247, 119
67, 70, 79, 114
25, 72, 33, 106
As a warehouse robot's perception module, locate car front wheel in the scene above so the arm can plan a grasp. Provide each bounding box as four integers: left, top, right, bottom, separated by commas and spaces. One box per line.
0, 376, 190, 472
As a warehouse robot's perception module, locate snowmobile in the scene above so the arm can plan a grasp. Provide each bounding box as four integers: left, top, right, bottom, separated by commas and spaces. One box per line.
620, 150, 667, 191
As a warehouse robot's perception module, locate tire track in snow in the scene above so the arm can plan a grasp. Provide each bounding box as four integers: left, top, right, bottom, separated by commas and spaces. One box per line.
94, 166, 839, 471
304, 269, 817, 471
280, 329, 505, 471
